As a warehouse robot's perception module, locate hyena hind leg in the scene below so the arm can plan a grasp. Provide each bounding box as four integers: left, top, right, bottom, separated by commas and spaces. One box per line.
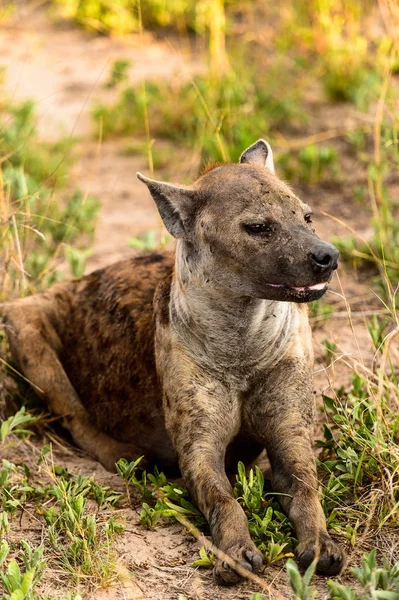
3, 299, 144, 472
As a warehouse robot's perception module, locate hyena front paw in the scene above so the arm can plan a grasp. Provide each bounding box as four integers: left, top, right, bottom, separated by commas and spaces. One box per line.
297, 531, 346, 576
213, 541, 263, 585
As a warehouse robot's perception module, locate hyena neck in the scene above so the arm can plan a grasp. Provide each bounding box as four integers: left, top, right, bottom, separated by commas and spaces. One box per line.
170, 241, 298, 372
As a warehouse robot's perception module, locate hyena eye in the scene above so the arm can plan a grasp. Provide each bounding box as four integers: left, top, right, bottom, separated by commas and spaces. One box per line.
304, 213, 313, 224
244, 223, 273, 235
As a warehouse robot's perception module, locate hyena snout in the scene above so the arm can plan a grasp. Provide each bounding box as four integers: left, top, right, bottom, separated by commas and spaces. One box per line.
309, 242, 339, 277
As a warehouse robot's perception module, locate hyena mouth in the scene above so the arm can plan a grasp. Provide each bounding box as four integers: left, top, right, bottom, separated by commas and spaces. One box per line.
290, 282, 327, 293
266, 281, 328, 292
264, 280, 329, 303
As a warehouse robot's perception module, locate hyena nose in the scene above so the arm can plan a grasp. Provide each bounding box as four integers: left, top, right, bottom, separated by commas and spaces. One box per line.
309, 243, 339, 274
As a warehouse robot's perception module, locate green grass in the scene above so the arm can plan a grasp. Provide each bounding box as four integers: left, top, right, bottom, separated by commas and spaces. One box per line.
115, 420, 399, 597
0, 95, 100, 299
317, 372, 399, 538
92, 65, 304, 164
0, 439, 125, 594
333, 118, 399, 295
286, 550, 399, 600
277, 144, 339, 184
42, 476, 124, 585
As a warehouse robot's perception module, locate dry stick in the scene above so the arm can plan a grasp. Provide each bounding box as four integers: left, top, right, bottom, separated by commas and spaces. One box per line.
275, 124, 371, 150
378, 0, 399, 54
137, 0, 154, 180
320, 211, 388, 268
372, 67, 391, 173
375, 328, 399, 428
0, 357, 43, 393
190, 78, 229, 162
334, 274, 364, 369
311, 309, 391, 325
330, 353, 399, 410
11, 215, 27, 291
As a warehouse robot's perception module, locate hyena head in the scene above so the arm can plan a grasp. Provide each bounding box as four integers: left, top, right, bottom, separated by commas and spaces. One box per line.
137, 139, 339, 303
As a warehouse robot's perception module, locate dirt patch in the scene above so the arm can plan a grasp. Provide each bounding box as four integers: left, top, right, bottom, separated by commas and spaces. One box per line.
1, 4, 204, 141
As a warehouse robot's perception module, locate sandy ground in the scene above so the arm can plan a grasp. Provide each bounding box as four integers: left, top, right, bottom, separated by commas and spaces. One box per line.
0, 4, 395, 599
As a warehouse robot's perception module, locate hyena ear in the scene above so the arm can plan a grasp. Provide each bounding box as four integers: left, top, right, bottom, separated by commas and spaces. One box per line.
137, 173, 197, 239
239, 139, 275, 173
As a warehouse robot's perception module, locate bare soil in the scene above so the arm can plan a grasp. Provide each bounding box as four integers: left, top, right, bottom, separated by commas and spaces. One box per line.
0, 4, 392, 599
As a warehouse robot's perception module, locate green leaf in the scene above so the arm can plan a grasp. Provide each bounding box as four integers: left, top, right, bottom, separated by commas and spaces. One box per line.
1, 420, 9, 442
323, 395, 335, 411
286, 558, 303, 592
20, 569, 35, 595
7, 558, 22, 590
0, 540, 9, 566
302, 558, 317, 587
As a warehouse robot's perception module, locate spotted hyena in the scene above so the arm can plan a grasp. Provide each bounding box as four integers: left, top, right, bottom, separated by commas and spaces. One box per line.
3, 140, 345, 584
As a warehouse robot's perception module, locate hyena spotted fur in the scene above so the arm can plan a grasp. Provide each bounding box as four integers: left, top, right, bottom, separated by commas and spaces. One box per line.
3, 140, 345, 584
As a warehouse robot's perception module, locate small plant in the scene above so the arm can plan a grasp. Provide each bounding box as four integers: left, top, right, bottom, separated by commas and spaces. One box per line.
42, 475, 124, 586
192, 546, 215, 568
328, 550, 399, 599
127, 230, 171, 252
284, 549, 399, 599
0, 407, 38, 443
233, 462, 295, 563
104, 59, 132, 88
0, 539, 46, 600
0, 459, 42, 517
367, 314, 390, 352
278, 144, 339, 184
116, 459, 206, 531
309, 300, 333, 324
286, 558, 317, 600
116, 456, 152, 499
64, 246, 93, 279
321, 339, 337, 365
